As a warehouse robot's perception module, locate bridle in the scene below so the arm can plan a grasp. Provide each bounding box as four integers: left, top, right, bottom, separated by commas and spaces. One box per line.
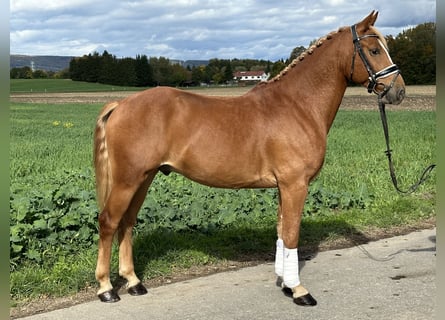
349, 24, 400, 97
349, 24, 435, 194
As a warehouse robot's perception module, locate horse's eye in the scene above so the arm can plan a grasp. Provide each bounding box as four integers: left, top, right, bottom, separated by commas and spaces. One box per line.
370, 48, 380, 56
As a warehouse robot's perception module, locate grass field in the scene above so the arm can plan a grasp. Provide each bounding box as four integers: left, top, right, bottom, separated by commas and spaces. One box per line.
10, 78, 143, 93
9, 82, 436, 315
10, 78, 240, 93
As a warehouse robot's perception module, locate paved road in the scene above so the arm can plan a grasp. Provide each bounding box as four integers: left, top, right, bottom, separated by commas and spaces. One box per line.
18, 228, 436, 320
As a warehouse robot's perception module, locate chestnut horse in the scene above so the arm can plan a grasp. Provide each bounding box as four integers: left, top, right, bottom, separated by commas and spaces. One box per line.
94, 11, 405, 305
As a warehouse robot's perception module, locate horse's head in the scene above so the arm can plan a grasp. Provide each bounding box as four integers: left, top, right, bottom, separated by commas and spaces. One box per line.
349, 11, 405, 105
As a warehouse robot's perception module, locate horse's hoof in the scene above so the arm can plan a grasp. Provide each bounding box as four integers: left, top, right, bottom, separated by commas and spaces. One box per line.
281, 286, 293, 298
293, 293, 317, 306
128, 282, 148, 296
98, 290, 121, 303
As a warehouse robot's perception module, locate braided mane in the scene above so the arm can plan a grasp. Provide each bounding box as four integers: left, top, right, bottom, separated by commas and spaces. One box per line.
263, 26, 348, 84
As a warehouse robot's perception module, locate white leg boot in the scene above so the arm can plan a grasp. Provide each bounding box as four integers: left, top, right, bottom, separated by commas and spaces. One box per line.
275, 239, 284, 277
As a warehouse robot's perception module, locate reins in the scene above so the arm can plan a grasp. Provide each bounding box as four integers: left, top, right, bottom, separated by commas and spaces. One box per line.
351, 24, 436, 194
377, 95, 436, 194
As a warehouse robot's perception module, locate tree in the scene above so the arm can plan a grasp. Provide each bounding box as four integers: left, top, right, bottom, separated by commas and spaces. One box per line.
288, 46, 306, 62
386, 22, 435, 85
32, 69, 48, 79
98, 50, 116, 84
270, 60, 286, 78
169, 63, 188, 86
69, 58, 82, 81
84, 52, 101, 82
10, 66, 32, 79
206, 59, 223, 84
54, 68, 70, 79
69, 53, 101, 82
116, 57, 137, 86
149, 57, 171, 86
135, 54, 153, 87
191, 65, 206, 85
223, 61, 233, 83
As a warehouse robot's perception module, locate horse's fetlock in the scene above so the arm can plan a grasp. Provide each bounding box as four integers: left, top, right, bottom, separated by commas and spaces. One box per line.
292, 284, 309, 298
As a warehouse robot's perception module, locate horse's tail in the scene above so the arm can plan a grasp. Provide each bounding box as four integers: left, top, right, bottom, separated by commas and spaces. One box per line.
94, 101, 119, 211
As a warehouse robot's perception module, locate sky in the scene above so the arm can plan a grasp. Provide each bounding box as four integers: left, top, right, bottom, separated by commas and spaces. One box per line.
10, 0, 436, 61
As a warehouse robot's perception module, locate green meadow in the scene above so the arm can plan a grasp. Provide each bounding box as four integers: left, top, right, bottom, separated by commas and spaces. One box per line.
10, 78, 143, 93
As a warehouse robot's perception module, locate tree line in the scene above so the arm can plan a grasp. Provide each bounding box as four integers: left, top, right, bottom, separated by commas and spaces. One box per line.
9, 66, 70, 80
68, 52, 286, 87
10, 22, 435, 86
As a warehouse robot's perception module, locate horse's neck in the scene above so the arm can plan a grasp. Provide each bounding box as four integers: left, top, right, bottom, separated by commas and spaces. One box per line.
256, 39, 349, 134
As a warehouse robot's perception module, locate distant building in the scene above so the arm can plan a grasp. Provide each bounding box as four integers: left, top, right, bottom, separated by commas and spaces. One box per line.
233, 70, 270, 84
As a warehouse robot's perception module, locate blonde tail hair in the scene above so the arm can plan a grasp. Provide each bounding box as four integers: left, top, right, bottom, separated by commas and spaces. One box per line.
94, 101, 118, 210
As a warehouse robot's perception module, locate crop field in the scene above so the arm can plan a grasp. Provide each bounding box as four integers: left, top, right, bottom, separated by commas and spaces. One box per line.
10, 82, 436, 317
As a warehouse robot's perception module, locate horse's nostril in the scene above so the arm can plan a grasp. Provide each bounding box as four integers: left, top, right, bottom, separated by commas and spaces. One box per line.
397, 89, 405, 101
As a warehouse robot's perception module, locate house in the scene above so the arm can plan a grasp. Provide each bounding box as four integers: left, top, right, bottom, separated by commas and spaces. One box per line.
233, 70, 270, 84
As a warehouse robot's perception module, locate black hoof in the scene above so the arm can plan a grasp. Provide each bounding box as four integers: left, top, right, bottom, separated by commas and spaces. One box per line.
281, 286, 293, 298
293, 293, 317, 306
128, 282, 148, 296
98, 290, 121, 303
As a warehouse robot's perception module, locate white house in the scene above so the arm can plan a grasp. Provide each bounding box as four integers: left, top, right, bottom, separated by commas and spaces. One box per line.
233, 70, 270, 83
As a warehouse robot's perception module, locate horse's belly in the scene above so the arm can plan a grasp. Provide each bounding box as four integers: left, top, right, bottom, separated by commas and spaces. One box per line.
160, 158, 278, 189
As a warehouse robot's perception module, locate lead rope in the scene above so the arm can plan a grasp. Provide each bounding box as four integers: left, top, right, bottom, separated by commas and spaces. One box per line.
377, 94, 436, 194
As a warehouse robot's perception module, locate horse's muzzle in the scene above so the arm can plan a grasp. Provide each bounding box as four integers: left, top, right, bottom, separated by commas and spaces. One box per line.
382, 86, 405, 105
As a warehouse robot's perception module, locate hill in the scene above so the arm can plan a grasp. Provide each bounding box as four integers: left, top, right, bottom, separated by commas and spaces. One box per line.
182, 60, 209, 68
10, 55, 209, 72
10, 55, 74, 72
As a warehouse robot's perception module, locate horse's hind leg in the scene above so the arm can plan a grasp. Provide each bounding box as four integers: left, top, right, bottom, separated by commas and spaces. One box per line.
96, 171, 157, 303
96, 183, 140, 302
117, 171, 157, 296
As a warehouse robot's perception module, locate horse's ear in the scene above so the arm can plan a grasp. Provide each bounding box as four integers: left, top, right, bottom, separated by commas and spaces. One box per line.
356, 10, 379, 33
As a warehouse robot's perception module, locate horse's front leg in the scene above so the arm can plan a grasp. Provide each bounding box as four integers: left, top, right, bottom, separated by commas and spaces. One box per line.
275, 180, 317, 306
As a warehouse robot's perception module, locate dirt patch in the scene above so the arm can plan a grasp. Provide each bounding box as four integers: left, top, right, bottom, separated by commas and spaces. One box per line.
10, 85, 436, 111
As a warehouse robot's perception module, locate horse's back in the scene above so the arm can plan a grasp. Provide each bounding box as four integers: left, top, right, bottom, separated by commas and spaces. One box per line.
109, 86, 268, 139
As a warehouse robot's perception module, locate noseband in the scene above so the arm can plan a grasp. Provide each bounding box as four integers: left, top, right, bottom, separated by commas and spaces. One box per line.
350, 24, 400, 97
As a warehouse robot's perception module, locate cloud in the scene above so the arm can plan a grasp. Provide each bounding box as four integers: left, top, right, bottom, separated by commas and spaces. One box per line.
11, 0, 91, 12
10, 0, 436, 60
